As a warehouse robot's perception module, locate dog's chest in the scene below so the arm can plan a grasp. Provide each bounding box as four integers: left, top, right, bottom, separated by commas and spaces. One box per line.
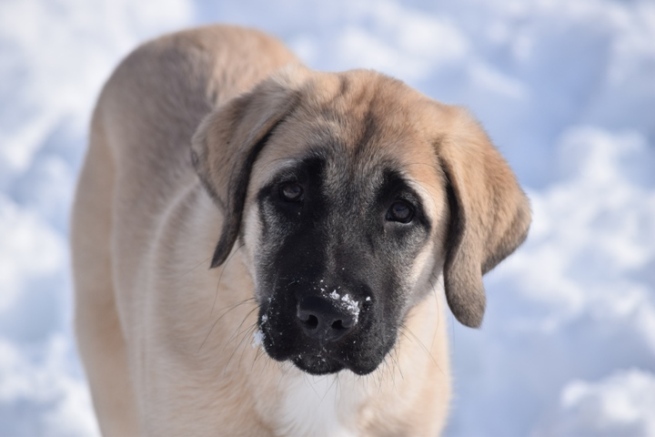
275, 372, 362, 437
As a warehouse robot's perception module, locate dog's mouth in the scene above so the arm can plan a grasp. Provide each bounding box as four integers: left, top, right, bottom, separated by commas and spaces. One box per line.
291, 352, 344, 375
258, 321, 349, 375
257, 308, 392, 376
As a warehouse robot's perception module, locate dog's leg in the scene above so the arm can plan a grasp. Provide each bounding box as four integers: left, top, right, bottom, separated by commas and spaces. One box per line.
71, 113, 139, 436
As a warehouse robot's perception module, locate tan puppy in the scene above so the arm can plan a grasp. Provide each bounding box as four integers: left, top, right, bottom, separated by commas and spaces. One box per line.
71, 25, 530, 436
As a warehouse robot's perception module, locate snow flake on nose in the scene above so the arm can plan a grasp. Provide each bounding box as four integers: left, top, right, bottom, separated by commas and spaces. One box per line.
252, 330, 265, 348
311, 279, 363, 321
328, 289, 360, 321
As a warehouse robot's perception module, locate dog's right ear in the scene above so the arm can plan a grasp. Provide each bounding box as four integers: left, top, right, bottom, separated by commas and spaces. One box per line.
191, 68, 304, 268
436, 107, 531, 328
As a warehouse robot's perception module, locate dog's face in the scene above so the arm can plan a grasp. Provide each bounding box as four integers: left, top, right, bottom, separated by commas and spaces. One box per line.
192, 68, 530, 376
247, 133, 447, 375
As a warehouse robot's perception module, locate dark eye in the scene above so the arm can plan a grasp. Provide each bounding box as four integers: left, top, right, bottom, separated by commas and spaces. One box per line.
386, 200, 414, 223
279, 182, 304, 202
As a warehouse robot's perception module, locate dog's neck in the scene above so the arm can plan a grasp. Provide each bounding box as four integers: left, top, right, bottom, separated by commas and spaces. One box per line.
273, 365, 364, 437
247, 290, 451, 437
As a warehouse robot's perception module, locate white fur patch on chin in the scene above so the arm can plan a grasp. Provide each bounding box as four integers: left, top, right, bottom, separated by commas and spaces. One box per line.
277, 366, 362, 437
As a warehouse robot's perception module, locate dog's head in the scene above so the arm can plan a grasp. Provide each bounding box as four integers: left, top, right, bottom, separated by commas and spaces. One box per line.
192, 67, 530, 375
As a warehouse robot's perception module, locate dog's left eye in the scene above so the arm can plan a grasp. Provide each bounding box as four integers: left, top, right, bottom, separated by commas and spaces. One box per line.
386, 200, 414, 223
279, 182, 304, 202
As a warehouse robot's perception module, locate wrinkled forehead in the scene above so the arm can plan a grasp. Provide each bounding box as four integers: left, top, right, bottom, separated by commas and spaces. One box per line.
249, 73, 446, 214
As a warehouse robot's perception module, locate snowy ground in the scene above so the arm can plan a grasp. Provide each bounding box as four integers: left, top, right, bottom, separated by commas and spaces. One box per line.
1, 0, 654, 435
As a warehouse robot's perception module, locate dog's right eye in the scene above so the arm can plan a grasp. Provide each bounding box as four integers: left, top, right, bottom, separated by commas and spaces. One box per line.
279, 182, 304, 202
386, 200, 414, 223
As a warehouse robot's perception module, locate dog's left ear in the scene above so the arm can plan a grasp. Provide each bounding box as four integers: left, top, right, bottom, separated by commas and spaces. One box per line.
191, 68, 304, 268
436, 107, 531, 328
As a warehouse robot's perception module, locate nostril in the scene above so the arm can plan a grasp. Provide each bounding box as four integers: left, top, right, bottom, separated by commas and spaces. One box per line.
304, 314, 319, 330
331, 318, 354, 331
297, 295, 358, 342
298, 307, 320, 330
331, 320, 344, 331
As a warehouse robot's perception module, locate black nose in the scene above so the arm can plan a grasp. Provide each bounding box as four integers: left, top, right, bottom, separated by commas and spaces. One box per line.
296, 295, 358, 343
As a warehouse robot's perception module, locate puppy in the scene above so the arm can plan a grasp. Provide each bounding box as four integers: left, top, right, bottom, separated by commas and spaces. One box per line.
71, 25, 530, 436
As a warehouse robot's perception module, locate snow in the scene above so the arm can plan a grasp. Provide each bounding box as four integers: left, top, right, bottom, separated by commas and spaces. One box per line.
535, 369, 655, 436
1, 0, 653, 435
327, 290, 361, 321
252, 330, 265, 349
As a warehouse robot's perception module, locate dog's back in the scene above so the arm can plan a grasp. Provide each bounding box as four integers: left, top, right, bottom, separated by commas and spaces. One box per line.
71, 26, 298, 435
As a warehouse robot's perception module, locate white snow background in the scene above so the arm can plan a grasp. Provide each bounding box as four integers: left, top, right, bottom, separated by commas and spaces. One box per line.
1, 0, 654, 435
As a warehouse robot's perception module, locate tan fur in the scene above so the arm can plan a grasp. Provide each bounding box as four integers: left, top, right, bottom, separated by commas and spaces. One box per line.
72, 25, 530, 436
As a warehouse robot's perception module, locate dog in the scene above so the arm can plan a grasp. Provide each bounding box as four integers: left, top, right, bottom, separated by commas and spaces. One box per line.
71, 25, 530, 436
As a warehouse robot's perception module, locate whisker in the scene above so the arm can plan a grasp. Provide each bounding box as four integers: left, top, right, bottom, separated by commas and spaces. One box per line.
224, 316, 258, 372
305, 373, 320, 399
198, 297, 255, 353
225, 306, 259, 347
389, 347, 404, 382
236, 323, 259, 369
430, 283, 442, 355
380, 359, 388, 391
210, 242, 246, 318
179, 255, 213, 278
401, 327, 446, 378
252, 343, 266, 371
199, 243, 253, 353
322, 375, 339, 403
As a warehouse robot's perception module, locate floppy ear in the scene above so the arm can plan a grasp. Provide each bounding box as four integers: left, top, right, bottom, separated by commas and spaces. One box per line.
437, 109, 531, 328
191, 73, 302, 268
